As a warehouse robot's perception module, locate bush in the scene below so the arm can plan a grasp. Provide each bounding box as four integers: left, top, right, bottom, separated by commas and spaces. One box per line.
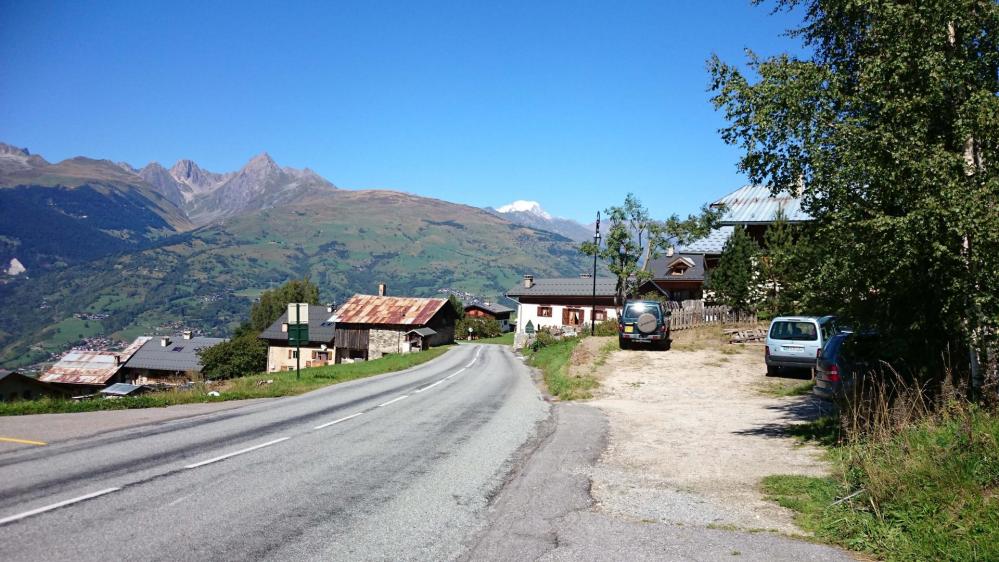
592, 319, 619, 337
457, 316, 502, 339
530, 327, 559, 351
198, 334, 267, 380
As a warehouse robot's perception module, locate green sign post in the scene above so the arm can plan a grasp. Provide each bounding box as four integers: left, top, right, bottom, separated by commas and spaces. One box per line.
287, 303, 309, 380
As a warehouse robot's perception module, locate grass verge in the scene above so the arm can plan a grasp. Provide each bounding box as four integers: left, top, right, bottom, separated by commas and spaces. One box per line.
763, 406, 999, 561
526, 338, 597, 400
472, 332, 514, 345
0, 347, 450, 416
757, 379, 815, 398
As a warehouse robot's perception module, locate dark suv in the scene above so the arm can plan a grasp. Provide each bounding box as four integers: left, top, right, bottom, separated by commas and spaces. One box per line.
618, 300, 671, 350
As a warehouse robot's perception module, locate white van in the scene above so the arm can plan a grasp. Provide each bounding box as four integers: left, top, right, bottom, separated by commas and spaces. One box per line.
765, 316, 840, 375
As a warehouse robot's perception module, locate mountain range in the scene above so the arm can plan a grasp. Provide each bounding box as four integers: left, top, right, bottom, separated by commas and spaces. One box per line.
486, 200, 593, 242
0, 142, 593, 368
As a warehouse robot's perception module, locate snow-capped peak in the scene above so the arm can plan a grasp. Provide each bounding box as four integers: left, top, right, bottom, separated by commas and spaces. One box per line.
496, 200, 552, 219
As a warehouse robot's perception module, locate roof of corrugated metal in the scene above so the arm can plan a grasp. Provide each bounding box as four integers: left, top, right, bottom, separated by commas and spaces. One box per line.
506, 277, 618, 298
332, 295, 448, 326
712, 185, 811, 225
39, 337, 150, 386
680, 226, 733, 255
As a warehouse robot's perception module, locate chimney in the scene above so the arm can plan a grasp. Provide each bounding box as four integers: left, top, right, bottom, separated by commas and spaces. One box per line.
378, 283, 387, 296
326, 303, 334, 313
160, 336, 171, 347
579, 273, 592, 279
182, 330, 193, 340
523, 275, 534, 289
666, 246, 675, 257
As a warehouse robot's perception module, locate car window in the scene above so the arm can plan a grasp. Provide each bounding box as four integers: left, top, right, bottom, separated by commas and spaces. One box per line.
769, 321, 818, 341
623, 303, 661, 320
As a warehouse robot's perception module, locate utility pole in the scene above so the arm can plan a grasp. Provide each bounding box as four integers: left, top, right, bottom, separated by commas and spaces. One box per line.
591, 211, 601, 336
295, 303, 301, 381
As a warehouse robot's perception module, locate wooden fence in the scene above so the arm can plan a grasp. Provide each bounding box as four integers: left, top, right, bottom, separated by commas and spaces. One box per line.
669, 305, 757, 331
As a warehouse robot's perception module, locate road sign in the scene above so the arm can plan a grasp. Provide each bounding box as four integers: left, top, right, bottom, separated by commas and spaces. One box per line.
288, 324, 309, 346
287, 303, 309, 325
525, 320, 535, 334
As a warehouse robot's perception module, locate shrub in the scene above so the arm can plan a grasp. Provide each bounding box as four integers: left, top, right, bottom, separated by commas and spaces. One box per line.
456, 316, 502, 340
592, 319, 619, 337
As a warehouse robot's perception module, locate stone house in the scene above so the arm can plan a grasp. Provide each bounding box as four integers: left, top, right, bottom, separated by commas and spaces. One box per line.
330, 290, 456, 362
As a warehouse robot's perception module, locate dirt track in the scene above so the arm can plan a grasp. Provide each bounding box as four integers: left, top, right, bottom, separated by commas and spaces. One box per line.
584, 329, 831, 534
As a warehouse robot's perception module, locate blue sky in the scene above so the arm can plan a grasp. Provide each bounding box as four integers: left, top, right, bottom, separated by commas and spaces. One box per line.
0, 1, 803, 222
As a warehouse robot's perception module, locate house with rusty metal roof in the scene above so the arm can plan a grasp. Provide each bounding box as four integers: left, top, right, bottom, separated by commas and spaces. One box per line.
328, 285, 457, 362
0, 370, 70, 402
38, 337, 150, 393
259, 304, 338, 373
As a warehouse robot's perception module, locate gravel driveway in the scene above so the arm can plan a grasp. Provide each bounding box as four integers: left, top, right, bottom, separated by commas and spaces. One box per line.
587, 330, 832, 534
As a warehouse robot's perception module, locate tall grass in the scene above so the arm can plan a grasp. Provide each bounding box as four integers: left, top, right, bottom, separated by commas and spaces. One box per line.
764, 366, 999, 561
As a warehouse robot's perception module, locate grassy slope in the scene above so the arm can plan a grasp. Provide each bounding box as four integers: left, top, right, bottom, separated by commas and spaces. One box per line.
525, 337, 599, 400
0, 346, 450, 416
764, 407, 999, 561
0, 190, 589, 367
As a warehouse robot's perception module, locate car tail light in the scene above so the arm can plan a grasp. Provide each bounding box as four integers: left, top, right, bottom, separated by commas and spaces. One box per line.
659, 323, 667, 333
618, 323, 624, 333
828, 365, 840, 383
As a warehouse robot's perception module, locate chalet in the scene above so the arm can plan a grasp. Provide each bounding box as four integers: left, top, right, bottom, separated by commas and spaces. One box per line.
505, 275, 619, 336
464, 302, 514, 332
120, 332, 227, 385
39, 337, 150, 394
259, 304, 337, 373
330, 289, 457, 362
710, 184, 811, 246
639, 251, 707, 301
0, 370, 70, 402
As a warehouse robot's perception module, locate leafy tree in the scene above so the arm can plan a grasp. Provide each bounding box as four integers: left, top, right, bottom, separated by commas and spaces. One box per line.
456, 316, 502, 339
706, 226, 760, 314
581, 193, 721, 303
198, 334, 268, 380
248, 279, 320, 334
710, 1, 999, 387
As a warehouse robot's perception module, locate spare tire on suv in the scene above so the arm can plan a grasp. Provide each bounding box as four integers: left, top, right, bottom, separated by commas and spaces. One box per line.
618, 300, 671, 350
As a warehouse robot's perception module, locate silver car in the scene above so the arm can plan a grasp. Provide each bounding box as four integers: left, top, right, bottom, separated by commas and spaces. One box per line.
765, 315, 839, 375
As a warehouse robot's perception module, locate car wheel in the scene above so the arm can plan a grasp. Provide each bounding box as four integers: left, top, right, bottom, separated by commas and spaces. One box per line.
619, 338, 629, 350
766, 364, 779, 377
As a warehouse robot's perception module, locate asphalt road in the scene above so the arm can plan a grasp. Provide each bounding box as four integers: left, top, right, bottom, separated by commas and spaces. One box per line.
0, 344, 549, 561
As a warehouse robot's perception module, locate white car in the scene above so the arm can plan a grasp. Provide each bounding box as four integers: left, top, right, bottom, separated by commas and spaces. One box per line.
765, 315, 840, 375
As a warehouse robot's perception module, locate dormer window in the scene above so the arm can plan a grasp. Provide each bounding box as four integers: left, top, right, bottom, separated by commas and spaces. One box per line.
670, 264, 688, 276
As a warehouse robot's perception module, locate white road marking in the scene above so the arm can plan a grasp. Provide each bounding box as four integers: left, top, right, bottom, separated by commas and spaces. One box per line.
445, 367, 466, 380
313, 412, 363, 430
184, 437, 290, 469
0, 487, 121, 526
167, 495, 190, 507
415, 379, 446, 393
377, 395, 408, 408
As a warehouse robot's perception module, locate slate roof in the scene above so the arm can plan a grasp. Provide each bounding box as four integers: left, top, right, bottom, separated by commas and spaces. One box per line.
465, 302, 514, 315
259, 305, 337, 343
40, 337, 150, 386
646, 253, 706, 282
408, 327, 438, 337
712, 185, 811, 225
332, 295, 448, 326
124, 336, 227, 373
506, 277, 618, 298
681, 226, 733, 255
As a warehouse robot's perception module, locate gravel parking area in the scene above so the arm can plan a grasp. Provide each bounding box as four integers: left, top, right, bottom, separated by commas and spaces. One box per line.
586, 328, 832, 534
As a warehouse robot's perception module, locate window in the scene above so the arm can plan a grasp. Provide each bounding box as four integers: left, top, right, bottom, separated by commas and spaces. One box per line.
287, 349, 298, 359
593, 309, 608, 321
537, 306, 552, 317
623, 302, 662, 320
563, 308, 584, 326
669, 265, 688, 276
172, 346, 184, 352
769, 321, 818, 341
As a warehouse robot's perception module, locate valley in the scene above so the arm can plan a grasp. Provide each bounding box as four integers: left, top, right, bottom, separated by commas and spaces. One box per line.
0, 144, 591, 369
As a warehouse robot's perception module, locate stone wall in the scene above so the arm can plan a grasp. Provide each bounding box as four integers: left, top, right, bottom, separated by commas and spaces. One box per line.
368, 328, 407, 359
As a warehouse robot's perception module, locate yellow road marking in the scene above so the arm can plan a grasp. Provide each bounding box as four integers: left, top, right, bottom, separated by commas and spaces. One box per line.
0, 437, 47, 446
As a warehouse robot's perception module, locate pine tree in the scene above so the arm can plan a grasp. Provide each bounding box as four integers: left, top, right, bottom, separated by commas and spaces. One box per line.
706, 226, 759, 314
